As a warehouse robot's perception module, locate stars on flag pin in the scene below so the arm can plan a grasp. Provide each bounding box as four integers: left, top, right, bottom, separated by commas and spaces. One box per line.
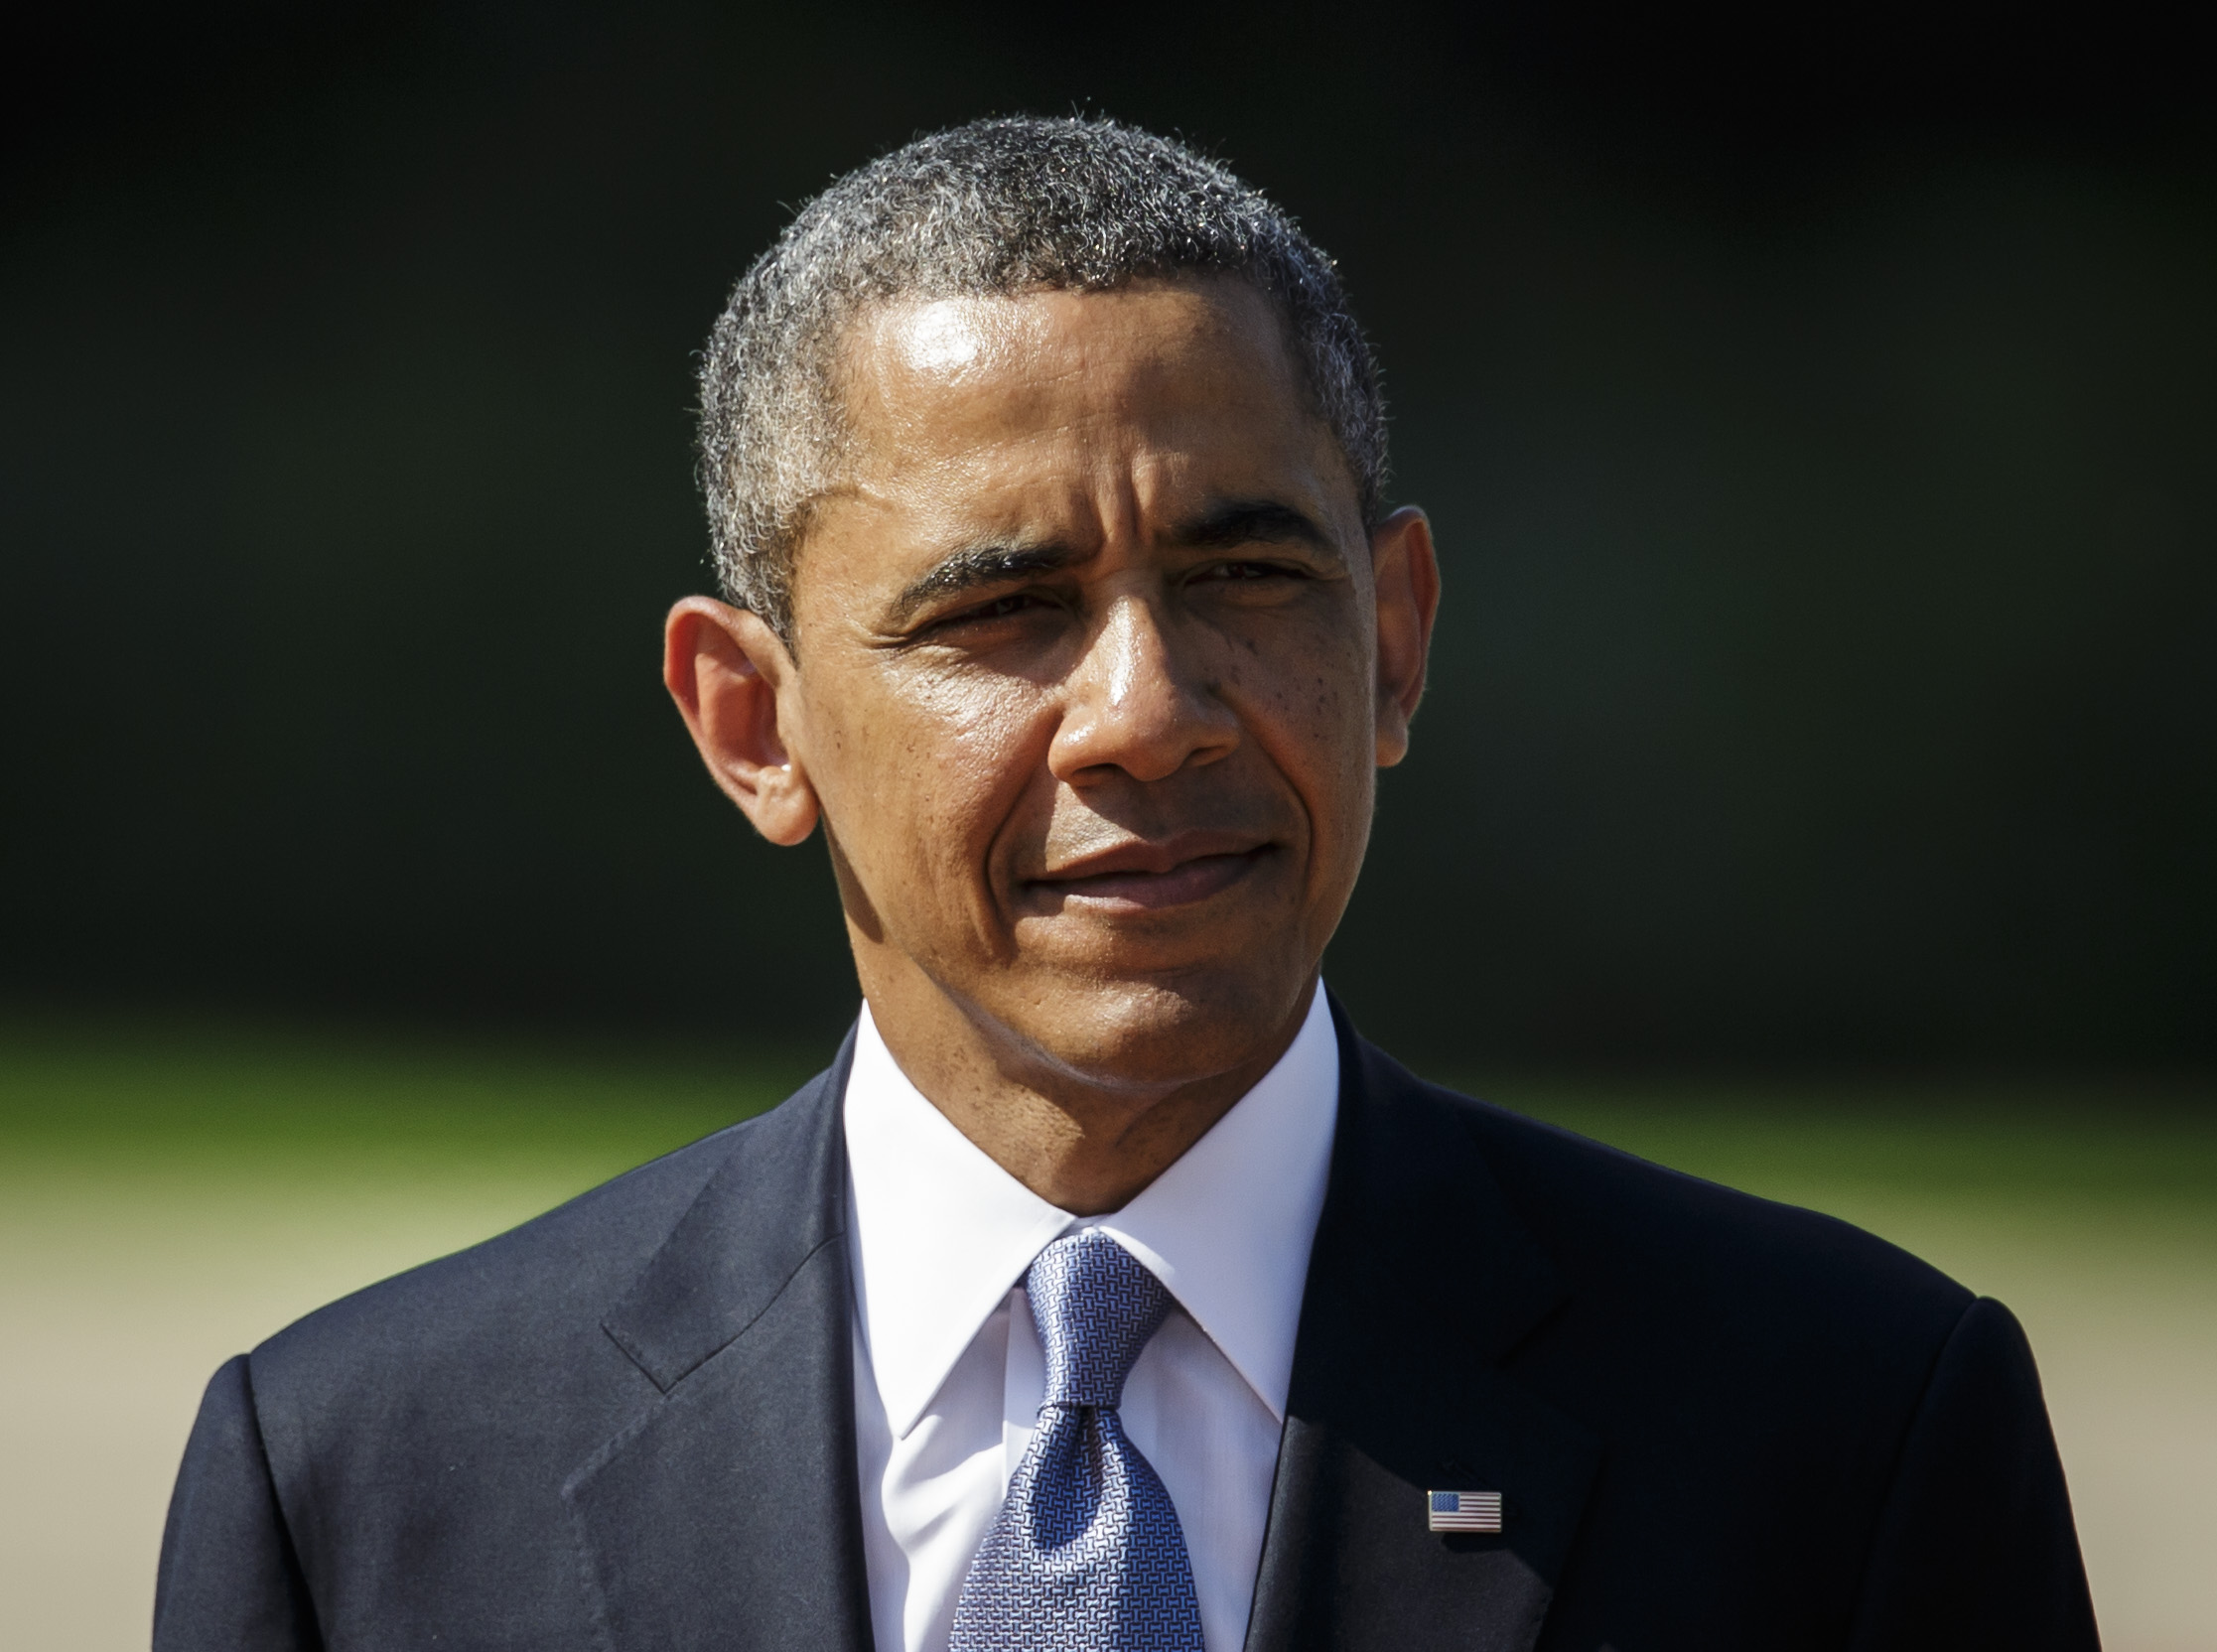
1427, 1488, 1503, 1533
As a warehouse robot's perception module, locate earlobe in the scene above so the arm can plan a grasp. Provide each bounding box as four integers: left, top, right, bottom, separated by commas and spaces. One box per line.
1369, 506, 1441, 768
662, 597, 822, 846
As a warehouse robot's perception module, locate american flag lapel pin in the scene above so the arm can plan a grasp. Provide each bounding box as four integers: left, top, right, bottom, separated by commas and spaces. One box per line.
1427, 1488, 1503, 1533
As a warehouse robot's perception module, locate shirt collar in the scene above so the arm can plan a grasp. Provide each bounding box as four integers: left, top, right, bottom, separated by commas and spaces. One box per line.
843, 987, 1340, 1440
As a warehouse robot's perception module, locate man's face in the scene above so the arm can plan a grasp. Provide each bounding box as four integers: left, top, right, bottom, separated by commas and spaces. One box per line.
762, 278, 1431, 1090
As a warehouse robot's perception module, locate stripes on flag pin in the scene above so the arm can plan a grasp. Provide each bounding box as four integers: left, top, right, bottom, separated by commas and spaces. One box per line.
1427, 1488, 1503, 1533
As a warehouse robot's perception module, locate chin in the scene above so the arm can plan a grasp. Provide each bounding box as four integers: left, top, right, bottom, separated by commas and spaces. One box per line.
1013, 968, 1310, 1090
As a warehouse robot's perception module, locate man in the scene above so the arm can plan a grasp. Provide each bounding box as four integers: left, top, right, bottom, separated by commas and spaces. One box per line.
156, 117, 2098, 1652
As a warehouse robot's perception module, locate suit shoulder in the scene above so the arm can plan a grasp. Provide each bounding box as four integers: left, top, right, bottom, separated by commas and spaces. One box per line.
248, 1078, 827, 1390
1372, 1051, 1972, 1345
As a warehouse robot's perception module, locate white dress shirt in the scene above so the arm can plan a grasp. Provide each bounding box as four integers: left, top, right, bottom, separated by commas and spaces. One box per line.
843, 988, 1340, 1652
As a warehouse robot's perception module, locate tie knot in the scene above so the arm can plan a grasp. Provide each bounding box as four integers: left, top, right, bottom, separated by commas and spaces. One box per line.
1024, 1230, 1172, 1409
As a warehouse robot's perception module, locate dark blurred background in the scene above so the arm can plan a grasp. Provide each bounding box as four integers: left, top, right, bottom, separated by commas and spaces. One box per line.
5, 0, 2212, 1067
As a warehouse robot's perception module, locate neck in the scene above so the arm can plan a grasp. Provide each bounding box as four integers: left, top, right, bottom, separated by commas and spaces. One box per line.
855, 959, 1317, 1216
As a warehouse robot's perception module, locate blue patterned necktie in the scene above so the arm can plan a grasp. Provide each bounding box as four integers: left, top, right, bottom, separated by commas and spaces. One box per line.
946, 1228, 1206, 1652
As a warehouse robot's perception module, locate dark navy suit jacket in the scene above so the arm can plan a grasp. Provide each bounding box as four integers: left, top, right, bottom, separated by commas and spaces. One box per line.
155, 1005, 2099, 1650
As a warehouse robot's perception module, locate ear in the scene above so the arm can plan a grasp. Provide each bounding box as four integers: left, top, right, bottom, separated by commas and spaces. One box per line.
1369, 505, 1441, 768
662, 597, 821, 846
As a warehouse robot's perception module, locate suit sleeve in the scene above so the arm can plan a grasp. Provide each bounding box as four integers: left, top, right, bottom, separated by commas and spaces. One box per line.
1846, 1297, 2100, 1652
154, 1354, 323, 1652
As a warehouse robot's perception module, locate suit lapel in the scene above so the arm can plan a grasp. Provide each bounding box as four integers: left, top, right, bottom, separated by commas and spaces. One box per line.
565, 1032, 875, 1652
557, 1006, 1596, 1652
1246, 1004, 1602, 1652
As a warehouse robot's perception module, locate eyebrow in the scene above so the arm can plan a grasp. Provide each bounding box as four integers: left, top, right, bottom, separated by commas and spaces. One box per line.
886, 540, 1086, 626
1169, 498, 1337, 554
883, 497, 1339, 628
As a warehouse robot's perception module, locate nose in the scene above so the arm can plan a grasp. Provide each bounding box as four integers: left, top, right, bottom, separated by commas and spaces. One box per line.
1047, 594, 1239, 784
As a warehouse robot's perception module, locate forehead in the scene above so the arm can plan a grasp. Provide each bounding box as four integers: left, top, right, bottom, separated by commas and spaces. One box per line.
826, 278, 1348, 529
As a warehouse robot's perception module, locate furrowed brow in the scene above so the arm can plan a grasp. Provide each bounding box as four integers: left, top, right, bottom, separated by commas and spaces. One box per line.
886, 540, 1085, 626
1172, 499, 1337, 556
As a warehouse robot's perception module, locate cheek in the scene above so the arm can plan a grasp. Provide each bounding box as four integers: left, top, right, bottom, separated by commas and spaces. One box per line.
818, 664, 1050, 888
1218, 611, 1378, 864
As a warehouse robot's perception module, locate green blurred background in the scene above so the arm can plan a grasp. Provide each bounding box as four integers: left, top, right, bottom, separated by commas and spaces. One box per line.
3, 3, 2212, 1648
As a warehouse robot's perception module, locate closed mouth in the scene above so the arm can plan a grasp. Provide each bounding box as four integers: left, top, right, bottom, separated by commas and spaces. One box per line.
1024, 841, 1276, 912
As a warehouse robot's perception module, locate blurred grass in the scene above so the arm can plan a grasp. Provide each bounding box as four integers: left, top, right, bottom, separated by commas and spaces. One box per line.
1461, 1072, 2217, 1213
6, 1013, 2211, 1209
0, 1012, 819, 1175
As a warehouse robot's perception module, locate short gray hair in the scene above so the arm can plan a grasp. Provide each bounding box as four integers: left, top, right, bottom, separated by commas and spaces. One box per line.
695, 115, 1389, 636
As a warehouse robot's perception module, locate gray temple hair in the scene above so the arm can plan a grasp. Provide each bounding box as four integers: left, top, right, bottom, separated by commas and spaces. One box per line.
695, 115, 1390, 637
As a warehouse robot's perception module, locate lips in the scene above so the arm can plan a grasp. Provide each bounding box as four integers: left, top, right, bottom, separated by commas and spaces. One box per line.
1023, 833, 1277, 912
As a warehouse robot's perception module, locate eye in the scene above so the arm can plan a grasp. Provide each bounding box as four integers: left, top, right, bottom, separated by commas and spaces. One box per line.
933, 589, 1057, 629
1195, 558, 1305, 586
